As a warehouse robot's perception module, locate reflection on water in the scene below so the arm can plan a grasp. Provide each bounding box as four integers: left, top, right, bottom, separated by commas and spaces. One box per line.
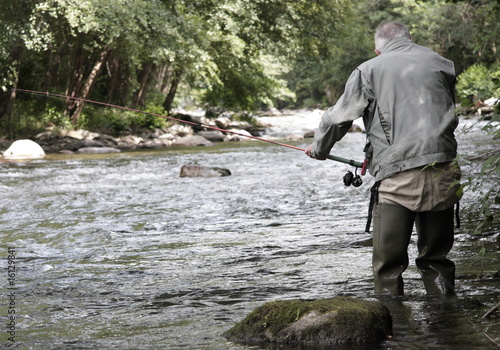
0, 116, 498, 349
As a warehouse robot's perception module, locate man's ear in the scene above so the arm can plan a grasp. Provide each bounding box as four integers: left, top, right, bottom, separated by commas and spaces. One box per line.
374, 49, 381, 56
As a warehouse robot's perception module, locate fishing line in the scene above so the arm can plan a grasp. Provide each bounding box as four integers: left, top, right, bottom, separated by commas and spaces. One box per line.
15, 88, 365, 172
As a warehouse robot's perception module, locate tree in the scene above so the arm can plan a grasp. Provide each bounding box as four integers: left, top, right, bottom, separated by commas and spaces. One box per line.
2, 0, 499, 134
0, 0, 38, 135
385, 0, 499, 75
158, 0, 352, 111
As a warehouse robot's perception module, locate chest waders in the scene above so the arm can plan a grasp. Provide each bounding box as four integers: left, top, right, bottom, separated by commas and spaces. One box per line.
372, 202, 456, 296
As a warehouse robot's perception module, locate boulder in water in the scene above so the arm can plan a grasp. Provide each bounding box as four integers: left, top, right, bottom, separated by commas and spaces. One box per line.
223, 297, 392, 347
180, 165, 231, 177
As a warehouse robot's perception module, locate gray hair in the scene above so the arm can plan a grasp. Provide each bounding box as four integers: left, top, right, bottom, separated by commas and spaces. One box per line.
374, 21, 411, 52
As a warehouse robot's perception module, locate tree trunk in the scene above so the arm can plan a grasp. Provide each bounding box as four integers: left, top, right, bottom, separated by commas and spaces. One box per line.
156, 64, 173, 96
0, 88, 17, 137
65, 45, 86, 119
131, 62, 154, 108
67, 47, 109, 126
162, 67, 183, 113
105, 55, 130, 106
0, 45, 23, 137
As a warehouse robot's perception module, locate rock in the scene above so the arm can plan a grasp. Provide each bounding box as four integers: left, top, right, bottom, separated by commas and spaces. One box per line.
35, 130, 60, 142
65, 129, 100, 140
197, 131, 226, 142
119, 135, 143, 145
223, 297, 392, 347
227, 120, 252, 130
173, 135, 214, 147
76, 147, 121, 154
167, 124, 193, 137
150, 128, 167, 138
79, 139, 105, 148
93, 134, 119, 147
141, 139, 163, 149
225, 129, 252, 142
158, 133, 175, 141
2, 139, 46, 159
303, 130, 316, 138
248, 126, 266, 136
180, 165, 231, 177
215, 116, 232, 129
285, 134, 304, 141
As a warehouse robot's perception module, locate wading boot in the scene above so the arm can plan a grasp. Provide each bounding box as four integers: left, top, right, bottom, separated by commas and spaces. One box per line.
415, 207, 456, 296
372, 203, 415, 295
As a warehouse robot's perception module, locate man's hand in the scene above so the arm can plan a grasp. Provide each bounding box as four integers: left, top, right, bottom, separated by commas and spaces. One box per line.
305, 144, 327, 160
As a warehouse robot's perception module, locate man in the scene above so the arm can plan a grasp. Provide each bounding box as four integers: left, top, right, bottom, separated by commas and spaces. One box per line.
305, 21, 461, 296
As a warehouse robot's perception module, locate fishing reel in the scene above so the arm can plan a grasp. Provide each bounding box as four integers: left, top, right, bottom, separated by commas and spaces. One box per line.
343, 168, 363, 187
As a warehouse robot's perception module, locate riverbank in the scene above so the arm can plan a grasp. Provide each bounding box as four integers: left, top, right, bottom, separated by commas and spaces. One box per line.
0, 112, 263, 155
0, 109, 367, 157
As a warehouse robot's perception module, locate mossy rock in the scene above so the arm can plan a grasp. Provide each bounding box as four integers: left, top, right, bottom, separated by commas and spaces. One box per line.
223, 297, 392, 346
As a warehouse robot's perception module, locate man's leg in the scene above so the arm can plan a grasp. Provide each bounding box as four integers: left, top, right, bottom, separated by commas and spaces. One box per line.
372, 203, 415, 295
415, 207, 456, 295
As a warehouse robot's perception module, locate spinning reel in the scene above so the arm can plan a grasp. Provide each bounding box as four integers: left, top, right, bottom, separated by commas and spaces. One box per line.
343, 168, 363, 187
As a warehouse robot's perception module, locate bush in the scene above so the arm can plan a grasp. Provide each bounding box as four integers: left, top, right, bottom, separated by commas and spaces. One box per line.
84, 106, 168, 136
456, 64, 500, 106
84, 108, 132, 135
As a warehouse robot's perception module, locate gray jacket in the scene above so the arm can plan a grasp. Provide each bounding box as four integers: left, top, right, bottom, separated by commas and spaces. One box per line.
311, 37, 458, 181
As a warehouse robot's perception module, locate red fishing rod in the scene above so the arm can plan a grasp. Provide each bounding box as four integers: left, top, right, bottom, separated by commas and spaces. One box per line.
15, 88, 366, 172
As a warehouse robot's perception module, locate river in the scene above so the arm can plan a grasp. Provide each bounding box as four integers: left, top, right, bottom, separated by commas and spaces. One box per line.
1, 111, 498, 349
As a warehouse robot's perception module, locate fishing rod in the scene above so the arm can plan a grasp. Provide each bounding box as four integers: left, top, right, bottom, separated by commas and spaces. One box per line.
15, 88, 366, 177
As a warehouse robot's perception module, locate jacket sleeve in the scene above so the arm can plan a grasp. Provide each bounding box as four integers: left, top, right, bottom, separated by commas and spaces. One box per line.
311, 68, 370, 158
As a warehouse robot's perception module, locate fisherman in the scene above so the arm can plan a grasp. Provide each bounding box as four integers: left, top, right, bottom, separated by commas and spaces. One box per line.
305, 21, 461, 296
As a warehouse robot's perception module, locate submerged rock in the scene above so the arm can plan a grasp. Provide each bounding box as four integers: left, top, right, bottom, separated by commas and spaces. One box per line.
180, 165, 231, 177
223, 297, 392, 347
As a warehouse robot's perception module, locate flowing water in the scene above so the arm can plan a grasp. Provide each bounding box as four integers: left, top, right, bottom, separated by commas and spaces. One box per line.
0, 112, 498, 349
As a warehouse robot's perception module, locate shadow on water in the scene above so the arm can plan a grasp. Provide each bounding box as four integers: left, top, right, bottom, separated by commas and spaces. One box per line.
0, 117, 499, 349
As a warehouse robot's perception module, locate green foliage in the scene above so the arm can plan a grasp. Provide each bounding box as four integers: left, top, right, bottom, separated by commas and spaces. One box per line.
6, 100, 47, 137
2, 0, 500, 131
202, 55, 294, 110
45, 107, 73, 129
456, 64, 500, 103
0, 0, 35, 91
285, 1, 369, 106
388, 0, 500, 75
84, 109, 132, 135
83, 107, 168, 136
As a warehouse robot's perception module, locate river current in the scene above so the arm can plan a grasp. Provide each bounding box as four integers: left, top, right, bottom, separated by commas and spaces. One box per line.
1, 111, 498, 349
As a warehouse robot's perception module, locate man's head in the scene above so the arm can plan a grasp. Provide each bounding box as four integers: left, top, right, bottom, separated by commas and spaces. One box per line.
374, 21, 411, 55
